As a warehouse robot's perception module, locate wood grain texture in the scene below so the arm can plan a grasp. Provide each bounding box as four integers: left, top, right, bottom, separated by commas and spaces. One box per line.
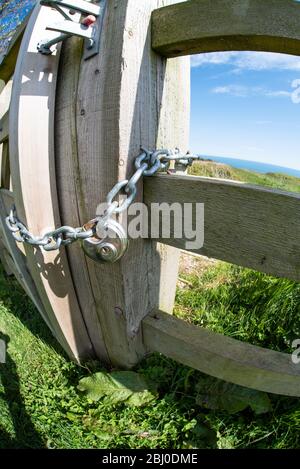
9, 4, 93, 361
55, 34, 109, 362
143, 310, 300, 397
152, 0, 300, 57
144, 174, 300, 282
0, 189, 52, 328
73, 0, 189, 367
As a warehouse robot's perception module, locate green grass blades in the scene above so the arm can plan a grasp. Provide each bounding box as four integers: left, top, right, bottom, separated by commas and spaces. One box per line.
175, 262, 300, 352
189, 161, 300, 193
0, 160, 300, 448
0, 266, 216, 449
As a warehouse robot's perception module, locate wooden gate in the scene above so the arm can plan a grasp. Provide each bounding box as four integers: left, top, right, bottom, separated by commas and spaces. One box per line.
1, 0, 300, 396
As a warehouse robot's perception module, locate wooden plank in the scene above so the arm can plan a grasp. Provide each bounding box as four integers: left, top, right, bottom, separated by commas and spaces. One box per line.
152, 0, 300, 57
0, 190, 53, 330
0, 188, 14, 210
1, 248, 25, 282
73, 0, 189, 367
0, 189, 25, 255
55, 34, 109, 362
0, 111, 9, 144
143, 310, 300, 397
0, 244, 14, 276
9, 4, 94, 361
0, 19, 28, 83
1, 141, 10, 189
144, 174, 300, 282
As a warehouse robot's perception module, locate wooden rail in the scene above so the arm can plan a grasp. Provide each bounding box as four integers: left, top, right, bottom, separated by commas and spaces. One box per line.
152, 0, 300, 57
143, 310, 300, 397
144, 174, 300, 282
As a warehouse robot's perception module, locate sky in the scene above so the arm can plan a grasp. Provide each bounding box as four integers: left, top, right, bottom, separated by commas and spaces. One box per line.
190, 51, 300, 170
1, 2, 300, 171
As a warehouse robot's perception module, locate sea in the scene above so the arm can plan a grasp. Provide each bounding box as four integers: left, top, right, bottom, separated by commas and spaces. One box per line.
202, 155, 300, 179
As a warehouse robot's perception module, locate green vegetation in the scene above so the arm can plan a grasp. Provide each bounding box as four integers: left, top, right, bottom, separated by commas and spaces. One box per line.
0, 161, 300, 449
189, 160, 300, 193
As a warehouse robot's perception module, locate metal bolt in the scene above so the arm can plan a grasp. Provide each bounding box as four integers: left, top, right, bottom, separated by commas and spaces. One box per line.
100, 246, 110, 256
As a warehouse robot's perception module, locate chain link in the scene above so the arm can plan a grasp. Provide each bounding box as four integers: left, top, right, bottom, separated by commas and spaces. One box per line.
5, 148, 200, 251
5, 206, 96, 251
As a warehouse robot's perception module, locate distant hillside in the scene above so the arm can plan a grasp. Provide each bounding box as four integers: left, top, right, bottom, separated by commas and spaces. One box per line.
189, 160, 300, 193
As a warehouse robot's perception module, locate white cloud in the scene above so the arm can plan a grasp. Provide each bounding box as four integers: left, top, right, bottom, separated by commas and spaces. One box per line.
212, 85, 249, 97
191, 52, 237, 67
191, 51, 300, 72
211, 84, 291, 98
266, 90, 291, 97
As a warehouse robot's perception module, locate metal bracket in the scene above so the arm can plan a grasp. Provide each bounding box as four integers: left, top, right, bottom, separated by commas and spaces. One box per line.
37, 0, 106, 60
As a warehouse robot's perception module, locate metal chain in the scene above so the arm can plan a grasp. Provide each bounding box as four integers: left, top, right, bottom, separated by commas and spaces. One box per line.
5, 148, 200, 251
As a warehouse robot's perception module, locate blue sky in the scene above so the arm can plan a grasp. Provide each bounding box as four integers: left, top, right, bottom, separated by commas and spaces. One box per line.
190, 52, 300, 170
1, 3, 300, 171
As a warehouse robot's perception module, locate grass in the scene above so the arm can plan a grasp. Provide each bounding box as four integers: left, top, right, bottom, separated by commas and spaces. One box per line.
189, 160, 300, 194
0, 160, 300, 449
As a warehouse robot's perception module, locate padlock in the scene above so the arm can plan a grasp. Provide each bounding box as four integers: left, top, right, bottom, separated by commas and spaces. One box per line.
81, 218, 128, 263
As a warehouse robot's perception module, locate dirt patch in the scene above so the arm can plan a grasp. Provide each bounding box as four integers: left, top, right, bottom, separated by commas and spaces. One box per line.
179, 252, 216, 278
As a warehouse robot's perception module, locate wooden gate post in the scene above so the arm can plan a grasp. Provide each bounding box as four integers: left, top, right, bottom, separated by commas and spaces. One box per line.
56, 0, 190, 367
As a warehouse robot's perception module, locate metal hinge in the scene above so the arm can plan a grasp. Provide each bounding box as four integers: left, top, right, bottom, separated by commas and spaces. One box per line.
37, 0, 106, 60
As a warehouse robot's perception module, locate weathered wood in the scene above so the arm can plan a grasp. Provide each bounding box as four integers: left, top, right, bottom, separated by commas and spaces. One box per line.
0, 19, 28, 83
55, 35, 109, 362
0, 80, 12, 118
0, 189, 25, 256
144, 174, 300, 282
0, 188, 14, 210
0, 85, 13, 275
1, 248, 25, 283
1, 141, 10, 189
0, 111, 9, 144
152, 0, 300, 57
0, 189, 52, 329
0, 87, 11, 191
0, 244, 14, 276
9, 4, 93, 361
143, 310, 300, 397
71, 0, 189, 367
